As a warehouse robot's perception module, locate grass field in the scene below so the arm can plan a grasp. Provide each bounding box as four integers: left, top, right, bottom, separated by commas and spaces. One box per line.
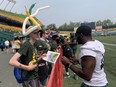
63, 35, 116, 87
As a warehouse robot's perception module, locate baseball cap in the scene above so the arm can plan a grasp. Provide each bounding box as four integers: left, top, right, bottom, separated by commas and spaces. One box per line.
75, 25, 92, 36
35, 40, 47, 51
51, 32, 59, 39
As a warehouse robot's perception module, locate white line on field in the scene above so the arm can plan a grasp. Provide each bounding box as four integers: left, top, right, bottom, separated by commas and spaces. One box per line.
103, 43, 116, 51
105, 47, 116, 51
103, 43, 116, 46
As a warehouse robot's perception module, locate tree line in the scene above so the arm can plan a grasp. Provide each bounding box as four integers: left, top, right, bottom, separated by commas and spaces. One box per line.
46, 19, 116, 31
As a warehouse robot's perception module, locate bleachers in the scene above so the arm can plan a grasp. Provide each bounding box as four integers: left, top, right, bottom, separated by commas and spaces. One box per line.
0, 29, 19, 40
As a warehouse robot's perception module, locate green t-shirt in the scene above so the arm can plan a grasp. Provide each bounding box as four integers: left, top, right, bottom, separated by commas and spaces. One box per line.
18, 41, 38, 81
69, 37, 78, 54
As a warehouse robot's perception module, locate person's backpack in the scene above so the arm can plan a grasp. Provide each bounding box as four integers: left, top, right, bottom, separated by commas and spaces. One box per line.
13, 59, 24, 83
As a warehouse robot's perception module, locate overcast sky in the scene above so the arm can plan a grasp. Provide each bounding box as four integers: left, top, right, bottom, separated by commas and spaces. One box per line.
0, 0, 116, 27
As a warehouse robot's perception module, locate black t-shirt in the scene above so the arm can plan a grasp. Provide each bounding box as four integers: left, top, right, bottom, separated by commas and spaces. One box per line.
18, 41, 38, 80
62, 44, 73, 59
38, 59, 48, 81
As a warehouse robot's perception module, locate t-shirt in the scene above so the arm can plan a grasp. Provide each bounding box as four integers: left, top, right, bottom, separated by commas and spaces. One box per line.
38, 57, 48, 82
5, 40, 9, 46
50, 42, 58, 52
18, 41, 38, 81
0, 41, 4, 46
78, 40, 108, 86
62, 44, 73, 59
69, 39, 78, 53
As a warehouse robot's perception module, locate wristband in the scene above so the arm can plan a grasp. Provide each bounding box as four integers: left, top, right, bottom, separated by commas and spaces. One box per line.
66, 62, 73, 68
69, 63, 73, 68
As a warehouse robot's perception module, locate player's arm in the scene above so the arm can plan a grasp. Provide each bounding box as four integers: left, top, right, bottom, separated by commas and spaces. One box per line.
71, 56, 96, 81
61, 56, 96, 81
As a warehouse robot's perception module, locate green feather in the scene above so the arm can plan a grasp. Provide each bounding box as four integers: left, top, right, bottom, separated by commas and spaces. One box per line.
29, 3, 36, 25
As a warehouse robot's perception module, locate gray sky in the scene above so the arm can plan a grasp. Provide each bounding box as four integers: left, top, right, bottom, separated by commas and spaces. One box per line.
0, 0, 116, 27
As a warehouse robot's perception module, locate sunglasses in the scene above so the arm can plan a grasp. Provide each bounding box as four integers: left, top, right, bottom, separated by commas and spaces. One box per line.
45, 33, 49, 35
32, 31, 39, 34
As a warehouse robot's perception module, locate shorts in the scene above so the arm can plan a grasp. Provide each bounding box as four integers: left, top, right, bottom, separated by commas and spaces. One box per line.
80, 83, 108, 87
22, 78, 40, 87
5, 46, 9, 49
39, 77, 48, 86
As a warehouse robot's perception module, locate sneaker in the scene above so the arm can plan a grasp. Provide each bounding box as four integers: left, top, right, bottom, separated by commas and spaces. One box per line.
73, 74, 78, 80
64, 74, 70, 78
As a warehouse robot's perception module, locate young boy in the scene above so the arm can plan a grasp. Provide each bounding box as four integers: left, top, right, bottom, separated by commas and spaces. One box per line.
35, 40, 48, 87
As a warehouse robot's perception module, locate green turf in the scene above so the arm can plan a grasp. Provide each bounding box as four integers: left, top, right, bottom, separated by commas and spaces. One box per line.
63, 35, 116, 87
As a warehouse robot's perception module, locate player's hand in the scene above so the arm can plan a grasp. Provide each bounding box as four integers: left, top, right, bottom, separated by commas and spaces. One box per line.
70, 58, 79, 65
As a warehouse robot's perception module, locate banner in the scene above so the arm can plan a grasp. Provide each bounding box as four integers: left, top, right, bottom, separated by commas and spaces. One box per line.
47, 47, 63, 87
95, 26, 103, 31
81, 22, 96, 29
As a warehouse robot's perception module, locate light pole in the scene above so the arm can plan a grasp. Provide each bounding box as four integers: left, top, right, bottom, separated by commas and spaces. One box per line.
0, 0, 4, 6
9, 1, 16, 12
106, 23, 109, 29
4, 0, 10, 10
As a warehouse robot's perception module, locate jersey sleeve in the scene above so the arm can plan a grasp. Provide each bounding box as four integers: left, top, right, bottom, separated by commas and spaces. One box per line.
79, 48, 97, 59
